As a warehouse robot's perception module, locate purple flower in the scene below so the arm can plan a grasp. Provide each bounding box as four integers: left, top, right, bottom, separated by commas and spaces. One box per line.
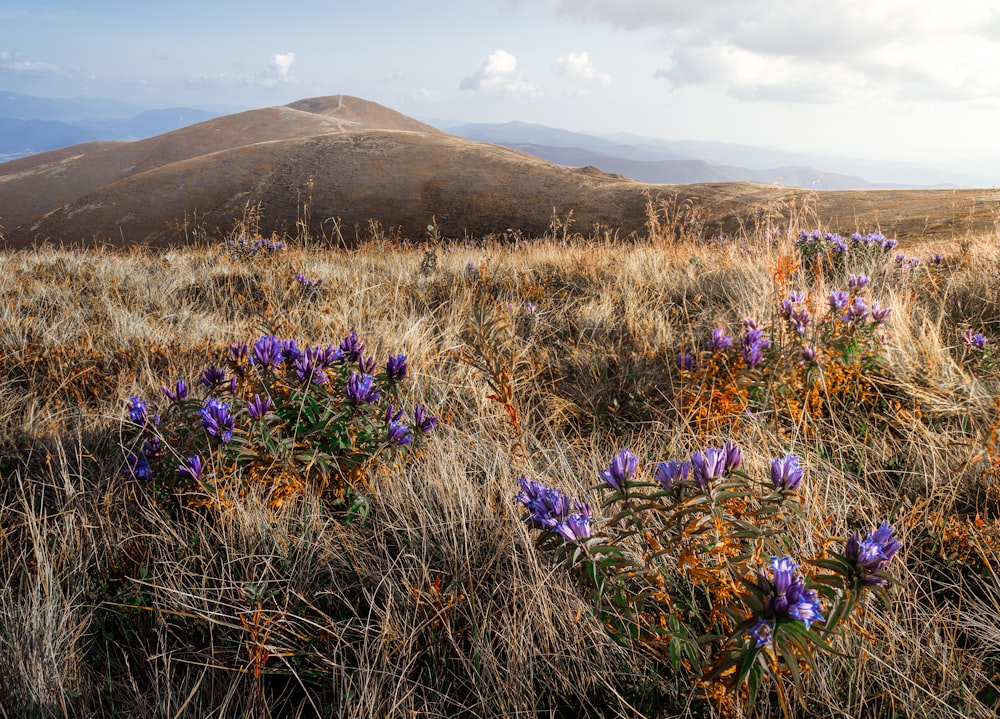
142, 435, 162, 459
388, 421, 412, 446
386, 354, 408, 382
515, 478, 592, 543
848, 274, 869, 289
600, 449, 639, 491
845, 523, 902, 585
161, 379, 189, 404
200, 363, 228, 389
414, 404, 439, 433
655, 460, 690, 491
756, 556, 824, 630
770, 453, 803, 492
358, 353, 378, 374
723, 440, 743, 472
199, 398, 234, 443
252, 335, 285, 371
128, 396, 148, 426
691, 447, 726, 489
340, 331, 366, 363
844, 297, 869, 324
294, 350, 329, 385
751, 618, 774, 647
870, 302, 892, 324
676, 353, 695, 371
281, 339, 303, 363
930, 253, 943, 265
708, 327, 733, 352
789, 308, 811, 335
129, 454, 153, 481
828, 290, 849, 312
741, 327, 770, 369
178, 455, 204, 483
345, 373, 380, 406
229, 341, 249, 371
247, 394, 272, 420
800, 345, 819, 364
963, 329, 987, 349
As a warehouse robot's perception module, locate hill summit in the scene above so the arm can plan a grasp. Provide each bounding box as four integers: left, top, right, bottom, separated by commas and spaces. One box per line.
1, 95, 998, 247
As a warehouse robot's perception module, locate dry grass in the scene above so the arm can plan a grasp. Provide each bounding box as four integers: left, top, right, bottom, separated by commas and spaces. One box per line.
3, 215, 1000, 718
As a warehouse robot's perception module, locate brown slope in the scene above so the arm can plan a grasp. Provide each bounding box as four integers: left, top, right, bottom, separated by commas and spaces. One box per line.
2, 95, 1000, 248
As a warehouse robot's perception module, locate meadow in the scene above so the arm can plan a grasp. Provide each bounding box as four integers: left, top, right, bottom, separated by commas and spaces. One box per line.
2, 204, 1000, 718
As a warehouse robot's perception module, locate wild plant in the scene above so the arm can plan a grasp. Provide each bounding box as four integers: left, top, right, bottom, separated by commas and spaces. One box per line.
678, 266, 895, 433
123, 331, 437, 508
517, 444, 902, 715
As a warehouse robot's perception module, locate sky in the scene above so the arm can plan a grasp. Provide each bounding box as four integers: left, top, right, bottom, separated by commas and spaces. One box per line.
3, 0, 1000, 166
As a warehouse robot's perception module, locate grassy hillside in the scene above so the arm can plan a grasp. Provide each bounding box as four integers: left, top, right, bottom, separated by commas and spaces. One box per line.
3, 211, 1000, 717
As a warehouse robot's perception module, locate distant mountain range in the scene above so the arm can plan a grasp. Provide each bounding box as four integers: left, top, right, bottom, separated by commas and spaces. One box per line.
441, 121, 994, 190
3, 94, 1000, 249
0, 91, 221, 161
2, 91, 997, 189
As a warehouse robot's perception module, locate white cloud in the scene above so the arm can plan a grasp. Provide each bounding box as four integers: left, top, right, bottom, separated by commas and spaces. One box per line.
270, 52, 294, 79
554, 0, 1000, 105
0, 50, 59, 75
190, 52, 296, 89
460, 50, 540, 97
556, 51, 611, 87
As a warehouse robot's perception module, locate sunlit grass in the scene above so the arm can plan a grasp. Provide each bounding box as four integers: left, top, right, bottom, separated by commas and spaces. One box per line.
2, 214, 1000, 717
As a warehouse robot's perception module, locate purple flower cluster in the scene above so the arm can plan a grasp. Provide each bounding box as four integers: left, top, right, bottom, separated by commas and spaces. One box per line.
386, 354, 408, 382
677, 352, 695, 371
162, 379, 189, 404
345, 373, 380, 406
780, 292, 811, 335
654, 442, 741, 492
295, 272, 324, 288
741, 318, 771, 368
128, 395, 148, 426
845, 523, 902, 586
385, 406, 413, 446
227, 235, 285, 259
599, 449, 639, 491
414, 404, 439, 433
516, 477, 592, 543
199, 398, 234, 443
708, 327, 733, 352
178, 455, 204, 483
750, 556, 824, 647
247, 394, 272, 420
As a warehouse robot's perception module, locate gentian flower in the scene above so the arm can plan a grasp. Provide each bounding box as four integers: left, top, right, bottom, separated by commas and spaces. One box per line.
963, 329, 987, 349
677, 353, 695, 371
848, 274, 870, 289
845, 523, 902, 585
600, 449, 639, 491
345, 373, 380, 406
129, 454, 153, 481
800, 345, 819, 364
870, 302, 892, 324
340, 332, 366, 363
655, 460, 689, 491
162, 379, 188, 404
386, 354, 408, 382
828, 290, 849, 312
229, 341, 249, 372
199, 398, 234, 443
128, 396, 148, 426
247, 394, 272, 420
844, 297, 869, 324
751, 618, 774, 647
414, 404, 439, 433
200, 363, 227, 389
515, 478, 592, 543
770, 453, 803, 492
691, 447, 727, 489
741, 327, 770, 369
723, 440, 743, 472
295, 352, 328, 385
387, 421, 413, 446
142, 435, 162, 459
178, 455, 204, 483
252, 335, 284, 371
281, 339, 303, 363
750, 556, 824, 641
708, 327, 733, 352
